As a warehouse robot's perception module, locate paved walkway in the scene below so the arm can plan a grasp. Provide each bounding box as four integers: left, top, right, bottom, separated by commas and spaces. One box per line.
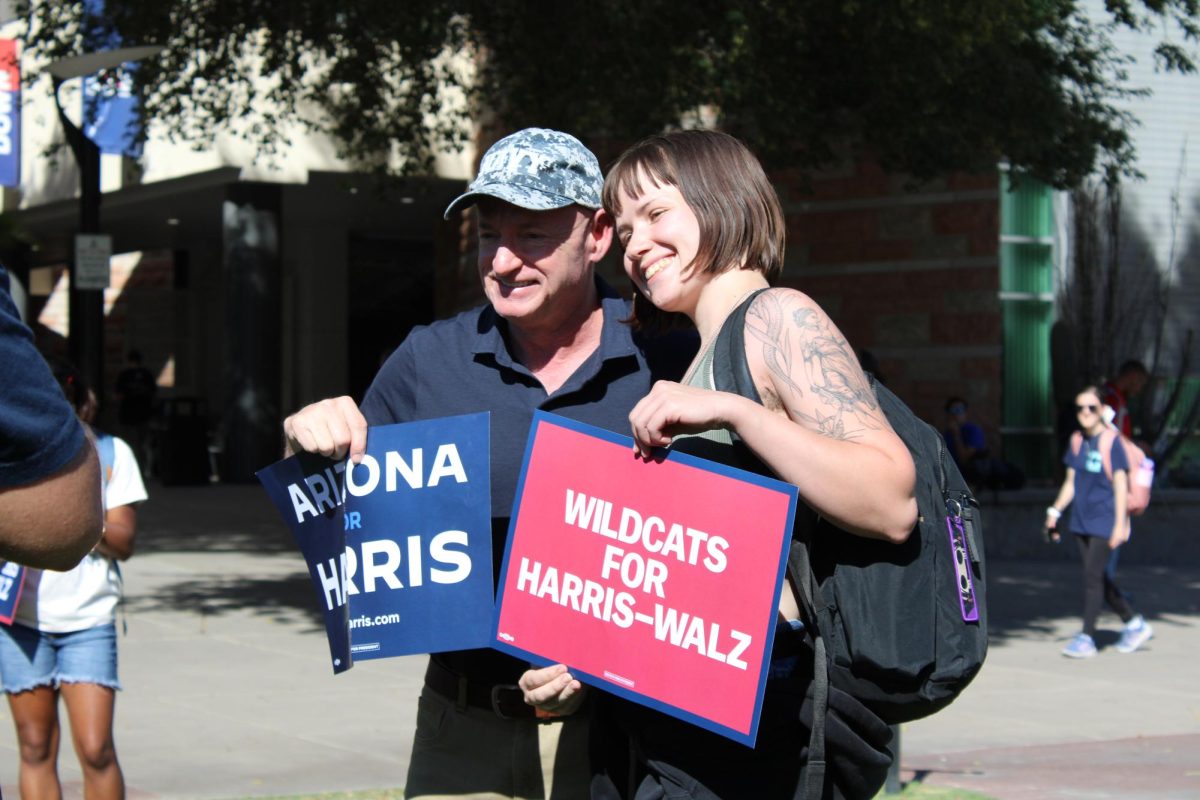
1, 484, 1196, 799
899, 542, 1200, 799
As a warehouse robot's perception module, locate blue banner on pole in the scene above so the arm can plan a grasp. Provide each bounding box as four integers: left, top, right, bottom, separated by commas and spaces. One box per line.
257, 413, 495, 673
83, 71, 144, 158
80, 0, 145, 157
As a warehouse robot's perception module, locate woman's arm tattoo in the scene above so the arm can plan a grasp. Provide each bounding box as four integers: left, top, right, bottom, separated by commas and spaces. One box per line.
746, 293, 805, 397
746, 293, 882, 440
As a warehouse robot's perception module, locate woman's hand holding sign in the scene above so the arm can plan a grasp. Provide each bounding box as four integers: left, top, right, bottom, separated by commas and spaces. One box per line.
628, 381, 751, 458
519, 664, 586, 717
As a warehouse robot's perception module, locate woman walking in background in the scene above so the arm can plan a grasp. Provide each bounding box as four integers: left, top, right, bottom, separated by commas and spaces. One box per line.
1044, 386, 1153, 658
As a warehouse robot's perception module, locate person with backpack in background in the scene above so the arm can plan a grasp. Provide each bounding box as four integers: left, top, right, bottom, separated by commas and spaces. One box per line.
0, 360, 147, 799
1043, 385, 1153, 659
570, 129, 917, 799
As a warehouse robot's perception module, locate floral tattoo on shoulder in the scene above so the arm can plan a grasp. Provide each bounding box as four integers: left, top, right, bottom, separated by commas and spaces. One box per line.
744, 291, 883, 441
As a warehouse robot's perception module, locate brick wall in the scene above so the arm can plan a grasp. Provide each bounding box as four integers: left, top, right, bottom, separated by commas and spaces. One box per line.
773, 159, 1004, 436
436, 152, 1007, 448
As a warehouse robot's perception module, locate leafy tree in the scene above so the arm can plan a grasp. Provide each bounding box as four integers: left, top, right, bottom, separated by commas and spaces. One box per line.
14, 0, 1200, 186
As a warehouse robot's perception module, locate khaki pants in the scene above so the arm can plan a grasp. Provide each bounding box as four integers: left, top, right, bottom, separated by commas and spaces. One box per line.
404, 684, 591, 800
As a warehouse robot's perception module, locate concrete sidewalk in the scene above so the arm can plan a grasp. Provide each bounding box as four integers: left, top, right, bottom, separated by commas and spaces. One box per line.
1, 484, 1197, 799
899, 542, 1200, 798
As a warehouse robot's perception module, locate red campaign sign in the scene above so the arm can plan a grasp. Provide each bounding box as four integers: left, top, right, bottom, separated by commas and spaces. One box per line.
493, 412, 797, 745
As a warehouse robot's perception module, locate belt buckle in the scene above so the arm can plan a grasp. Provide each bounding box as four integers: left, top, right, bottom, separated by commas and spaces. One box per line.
490, 684, 529, 720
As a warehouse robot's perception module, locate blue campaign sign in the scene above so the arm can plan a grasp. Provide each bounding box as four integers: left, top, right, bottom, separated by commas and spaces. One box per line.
257, 413, 494, 673
257, 452, 352, 672
0, 561, 26, 625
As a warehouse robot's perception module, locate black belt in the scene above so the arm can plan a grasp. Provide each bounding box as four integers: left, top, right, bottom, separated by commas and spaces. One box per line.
424, 657, 535, 720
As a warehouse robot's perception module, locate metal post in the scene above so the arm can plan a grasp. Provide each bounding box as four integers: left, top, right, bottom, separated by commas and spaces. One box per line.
885, 724, 903, 793
54, 77, 105, 400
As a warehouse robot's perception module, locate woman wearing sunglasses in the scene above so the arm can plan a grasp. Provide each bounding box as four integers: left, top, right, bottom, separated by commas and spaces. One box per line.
1043, 386, 1153, 658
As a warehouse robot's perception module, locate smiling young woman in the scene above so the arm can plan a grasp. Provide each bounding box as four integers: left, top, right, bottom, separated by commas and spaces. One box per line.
594, 130, 916, 800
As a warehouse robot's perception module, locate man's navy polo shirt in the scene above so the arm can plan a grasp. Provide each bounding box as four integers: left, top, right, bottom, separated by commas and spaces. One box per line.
361, 281, 659, 520
1, 266, 87, 488
359, 279, 691, 684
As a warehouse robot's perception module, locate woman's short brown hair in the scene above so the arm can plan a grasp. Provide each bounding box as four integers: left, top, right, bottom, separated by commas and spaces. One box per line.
602, 130, 786, 332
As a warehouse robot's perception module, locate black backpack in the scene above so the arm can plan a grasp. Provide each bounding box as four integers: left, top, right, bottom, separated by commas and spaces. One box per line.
712, 289, 987, 797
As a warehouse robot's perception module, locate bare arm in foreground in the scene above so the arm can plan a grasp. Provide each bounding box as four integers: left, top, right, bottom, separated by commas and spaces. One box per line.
0, 440, 103, 571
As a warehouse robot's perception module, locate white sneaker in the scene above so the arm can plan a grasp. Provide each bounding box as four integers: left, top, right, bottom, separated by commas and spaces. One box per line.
1116, 616, 1154, 653
1062, 633, 1097, 658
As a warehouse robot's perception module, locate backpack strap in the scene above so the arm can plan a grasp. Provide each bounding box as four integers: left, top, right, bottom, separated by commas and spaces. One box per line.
93, 430, 116, 492
90, 430, 128, 633
711, 288, 768, 402
1098, 428, 1118, 481
1069, 430, 1083, 457
789, 541, 828, 800
710, 290, 831, 800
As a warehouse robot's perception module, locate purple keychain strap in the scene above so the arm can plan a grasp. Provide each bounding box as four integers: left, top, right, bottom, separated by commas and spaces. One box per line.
946, 515, 979, 622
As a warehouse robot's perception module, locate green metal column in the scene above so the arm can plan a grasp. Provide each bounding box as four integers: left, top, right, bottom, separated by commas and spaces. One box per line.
999, 172, 1056, 481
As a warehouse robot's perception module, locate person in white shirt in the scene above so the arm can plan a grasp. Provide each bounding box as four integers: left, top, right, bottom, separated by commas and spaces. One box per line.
0, 360, 147, 800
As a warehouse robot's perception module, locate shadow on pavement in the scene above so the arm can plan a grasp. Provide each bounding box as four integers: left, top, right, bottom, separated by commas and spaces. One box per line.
122, 571, 323, 629
128, 485, 1200, 642
127, 482, 327, 629
135, 482, 295, 555
982, 560, 1200, 646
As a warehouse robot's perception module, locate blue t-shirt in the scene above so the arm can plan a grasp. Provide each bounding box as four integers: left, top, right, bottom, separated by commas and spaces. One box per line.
1063, 432, 1130, 537
358, 278, 694, 683
944, 421, 986, 467
0, 266, 87, 488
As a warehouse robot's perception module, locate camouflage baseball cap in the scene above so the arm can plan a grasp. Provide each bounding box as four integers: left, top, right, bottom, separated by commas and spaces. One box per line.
443, 128, 603, 219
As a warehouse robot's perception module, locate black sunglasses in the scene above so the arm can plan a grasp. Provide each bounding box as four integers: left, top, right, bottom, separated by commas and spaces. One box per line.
1076, 404, 1099, 413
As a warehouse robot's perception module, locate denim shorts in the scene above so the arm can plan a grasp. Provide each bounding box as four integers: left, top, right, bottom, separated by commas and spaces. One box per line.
0, 622, 120, 694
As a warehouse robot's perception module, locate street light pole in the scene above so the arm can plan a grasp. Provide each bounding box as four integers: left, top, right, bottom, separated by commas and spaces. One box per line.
46, 44, 163, 401
51, 76, 103, 399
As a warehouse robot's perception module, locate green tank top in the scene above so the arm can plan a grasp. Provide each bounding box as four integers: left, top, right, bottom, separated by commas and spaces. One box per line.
676, 337, 735, 448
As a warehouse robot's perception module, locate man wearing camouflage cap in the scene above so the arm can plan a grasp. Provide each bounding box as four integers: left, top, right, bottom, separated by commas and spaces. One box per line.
284, 128, 691, 798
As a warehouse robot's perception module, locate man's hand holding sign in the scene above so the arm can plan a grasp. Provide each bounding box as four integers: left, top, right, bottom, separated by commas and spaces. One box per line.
283, 395, 370, 462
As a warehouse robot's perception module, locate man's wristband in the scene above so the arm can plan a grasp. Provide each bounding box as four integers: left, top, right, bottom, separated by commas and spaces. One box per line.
1046, 506, 1062, 520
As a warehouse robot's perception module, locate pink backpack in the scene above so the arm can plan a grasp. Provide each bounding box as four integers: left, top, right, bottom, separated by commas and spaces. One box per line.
1070, 429, 1154, 516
